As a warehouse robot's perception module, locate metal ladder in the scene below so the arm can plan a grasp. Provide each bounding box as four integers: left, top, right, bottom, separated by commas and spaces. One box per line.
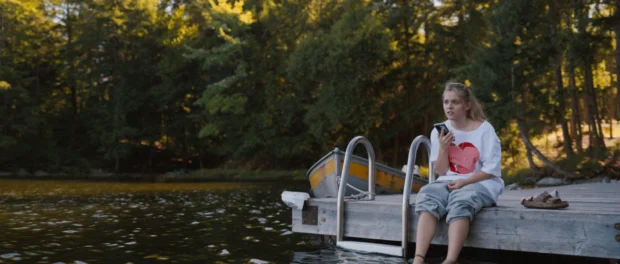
336, 135, 433, 258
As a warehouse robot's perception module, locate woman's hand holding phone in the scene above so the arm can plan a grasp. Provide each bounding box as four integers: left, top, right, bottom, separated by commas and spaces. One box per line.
438, 129, 454, 150
434, 124, 454, 151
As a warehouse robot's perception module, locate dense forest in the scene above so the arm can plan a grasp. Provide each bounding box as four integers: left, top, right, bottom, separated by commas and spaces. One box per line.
1, 0, 618, 177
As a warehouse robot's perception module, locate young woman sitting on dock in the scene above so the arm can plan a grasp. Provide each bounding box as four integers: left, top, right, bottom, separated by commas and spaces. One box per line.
413, 82, 504, 264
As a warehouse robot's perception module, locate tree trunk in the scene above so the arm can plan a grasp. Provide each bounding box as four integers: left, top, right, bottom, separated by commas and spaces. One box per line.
148, 142, 156, 168
576, 4, 606, 158
199, 151, 204, 169
594, 86, 605, 142
554, 62, 574, 159
583, 62, 606, 157
516, 120, 580, 179
568, 66, 583, 153
610, 87, 614, 139
526, 147, 538, 171
615, 2, 620, 122
511, 64, 577, 179
65, 5, 78, 116
392, 132, 399, 167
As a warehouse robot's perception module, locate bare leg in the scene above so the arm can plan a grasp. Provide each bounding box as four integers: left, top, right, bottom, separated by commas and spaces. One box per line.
413, 212, 437, 264
443, 218, 470, 264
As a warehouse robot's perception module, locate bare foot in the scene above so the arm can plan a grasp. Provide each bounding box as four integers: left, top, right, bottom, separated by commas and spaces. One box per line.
441, 259, 458, 264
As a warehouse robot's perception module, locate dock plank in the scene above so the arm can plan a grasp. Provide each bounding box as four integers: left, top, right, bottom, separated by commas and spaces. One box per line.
291, 183, 620, 259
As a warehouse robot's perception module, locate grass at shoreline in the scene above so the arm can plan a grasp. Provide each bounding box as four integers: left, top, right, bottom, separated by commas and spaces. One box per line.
0, 169, 307, 182
157, 169, 306, 182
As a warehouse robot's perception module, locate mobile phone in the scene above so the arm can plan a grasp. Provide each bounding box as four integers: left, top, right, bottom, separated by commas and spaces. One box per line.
433, 123, 450, 134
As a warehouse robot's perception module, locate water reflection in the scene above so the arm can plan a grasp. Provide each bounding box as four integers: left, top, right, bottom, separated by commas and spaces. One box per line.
0, 180, 611, 264
0, 180, 318, 263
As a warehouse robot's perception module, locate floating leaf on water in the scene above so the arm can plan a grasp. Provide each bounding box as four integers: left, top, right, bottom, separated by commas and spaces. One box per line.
280, 231, 293, 236
144, 254, 169, 261
150, 235, 157, 237
257, 218, 266, 224
47, 220, 71, 225
248, 259, 269, 264
218, 249, 230, 256
263, 227, 273, 231
252, 239, 260, 242
125, 242, 136, 245
249, 210, 261, 214
1, 253, 19, 259
63, 230, 78, 234
296, 241, 305, 245
243, 236, 254, 241
191, 221, 199, 225
207, 245, 216, 248
216, 209, 225, 214
273, 221, 280, 224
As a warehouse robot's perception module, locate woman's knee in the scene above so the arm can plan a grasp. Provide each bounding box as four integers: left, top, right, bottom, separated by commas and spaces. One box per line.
415, 198, 446, 220
445, 205, 476, 224
445, 190, 486, 224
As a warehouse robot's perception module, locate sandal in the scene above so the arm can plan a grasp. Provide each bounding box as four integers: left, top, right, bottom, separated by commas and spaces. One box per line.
522, 191, 569, 209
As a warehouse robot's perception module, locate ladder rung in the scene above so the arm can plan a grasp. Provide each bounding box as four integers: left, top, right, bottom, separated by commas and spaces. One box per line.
337, 241, 402, 257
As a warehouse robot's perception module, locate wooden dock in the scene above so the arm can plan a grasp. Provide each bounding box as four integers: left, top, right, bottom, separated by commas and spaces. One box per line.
291, 182, 620, 259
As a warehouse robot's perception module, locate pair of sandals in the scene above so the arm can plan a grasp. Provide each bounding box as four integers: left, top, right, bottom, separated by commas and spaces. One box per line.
522, 191, 569, 209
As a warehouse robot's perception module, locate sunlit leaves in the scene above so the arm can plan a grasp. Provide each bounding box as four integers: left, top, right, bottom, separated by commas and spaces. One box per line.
0, 81, 11, 90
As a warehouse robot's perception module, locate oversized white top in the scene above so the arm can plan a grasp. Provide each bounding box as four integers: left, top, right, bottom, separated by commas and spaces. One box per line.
429, 120, 504, 200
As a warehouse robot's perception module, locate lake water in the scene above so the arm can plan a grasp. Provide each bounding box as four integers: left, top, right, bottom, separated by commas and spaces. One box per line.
0, 179, 610, 264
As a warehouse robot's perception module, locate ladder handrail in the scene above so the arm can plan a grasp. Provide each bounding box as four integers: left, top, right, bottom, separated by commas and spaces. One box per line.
336, 136, 376, 242
401, 135, 433, 257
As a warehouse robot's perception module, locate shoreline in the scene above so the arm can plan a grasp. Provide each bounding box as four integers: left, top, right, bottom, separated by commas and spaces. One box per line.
0, 170, 307, 183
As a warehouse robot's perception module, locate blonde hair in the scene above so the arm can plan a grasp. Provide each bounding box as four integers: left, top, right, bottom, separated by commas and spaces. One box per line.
443, 82, 486, 121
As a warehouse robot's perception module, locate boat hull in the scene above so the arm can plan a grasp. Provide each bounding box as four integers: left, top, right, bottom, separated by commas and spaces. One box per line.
307, 149, 428, 198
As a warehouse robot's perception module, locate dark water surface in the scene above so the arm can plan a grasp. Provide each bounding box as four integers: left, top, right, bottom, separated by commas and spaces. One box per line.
0, 180, 611, 264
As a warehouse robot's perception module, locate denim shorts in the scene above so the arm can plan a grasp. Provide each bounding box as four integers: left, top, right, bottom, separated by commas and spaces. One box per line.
414, 180, 495, 224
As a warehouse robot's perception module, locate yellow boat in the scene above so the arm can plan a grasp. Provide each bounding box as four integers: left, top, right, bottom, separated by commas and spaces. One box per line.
307, 148, 428, 198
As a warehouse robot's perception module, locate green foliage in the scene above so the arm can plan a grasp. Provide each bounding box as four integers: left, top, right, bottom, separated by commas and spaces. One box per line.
0, 0, 617, 175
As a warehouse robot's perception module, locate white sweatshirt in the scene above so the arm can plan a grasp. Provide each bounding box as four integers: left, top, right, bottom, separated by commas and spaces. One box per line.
429, 120, 504, 201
